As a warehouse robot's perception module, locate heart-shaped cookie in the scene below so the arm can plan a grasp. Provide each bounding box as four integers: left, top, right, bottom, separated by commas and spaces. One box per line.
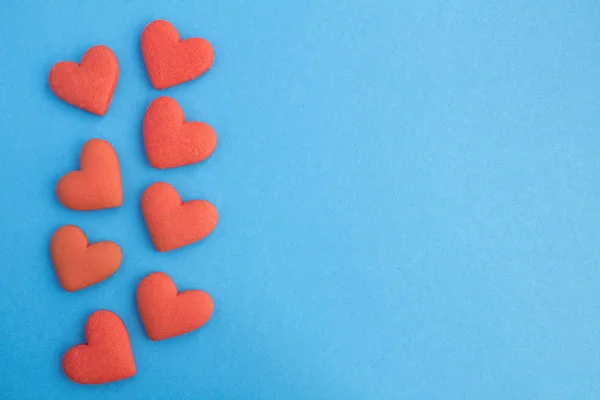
137, 272, 214, 341
56, 139, 123, 211
50, 225, 122, 292
49, 45, 119, 116
63, 310, 136, 384
142, 182, 218, 252
142, 20, 214, 89
144, 96, 217, 169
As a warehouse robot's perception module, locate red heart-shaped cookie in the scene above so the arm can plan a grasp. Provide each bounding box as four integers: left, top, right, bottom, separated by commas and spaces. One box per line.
50, 225, 122, 292
49, 45, 119, 116
56, 139, 123, 211
137, 272, 214, 341
63, 310, 136, 384
144, 96, 217, 169
142, 20, 214, 89
142, 182, 218, 252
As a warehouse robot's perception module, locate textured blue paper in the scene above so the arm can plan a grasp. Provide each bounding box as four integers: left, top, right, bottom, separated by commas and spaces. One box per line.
1, 1, 600, 399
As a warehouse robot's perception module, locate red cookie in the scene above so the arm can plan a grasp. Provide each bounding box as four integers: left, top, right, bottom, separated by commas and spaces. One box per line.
49, 45, 119, 116
141, 182, 218, 252
63, 310, 136, 384
56, 139, 123, 211
141, 20, 214, 89
144, 96, 217, 169
137, 272, 214, 341
50, 225, 122, 292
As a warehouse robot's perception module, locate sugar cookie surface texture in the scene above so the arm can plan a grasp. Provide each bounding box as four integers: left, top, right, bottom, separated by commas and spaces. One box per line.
56, 139, 123, 211
62, 310, 136, 384
137, 272, 214, 341
49, 45, 119, 116
144, 96, 217, 169
142, 182, 218, 252
142, 20, 214, 89
51, 225, 122, 292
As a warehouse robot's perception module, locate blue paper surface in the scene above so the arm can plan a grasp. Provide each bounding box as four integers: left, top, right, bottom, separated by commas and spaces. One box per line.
1, 1, 600, 399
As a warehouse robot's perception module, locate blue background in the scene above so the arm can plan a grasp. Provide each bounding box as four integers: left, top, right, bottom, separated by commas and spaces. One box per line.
1, 0, 600, 399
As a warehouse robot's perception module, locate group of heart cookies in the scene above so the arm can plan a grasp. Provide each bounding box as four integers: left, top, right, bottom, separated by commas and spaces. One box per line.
49, 20, 218, 385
